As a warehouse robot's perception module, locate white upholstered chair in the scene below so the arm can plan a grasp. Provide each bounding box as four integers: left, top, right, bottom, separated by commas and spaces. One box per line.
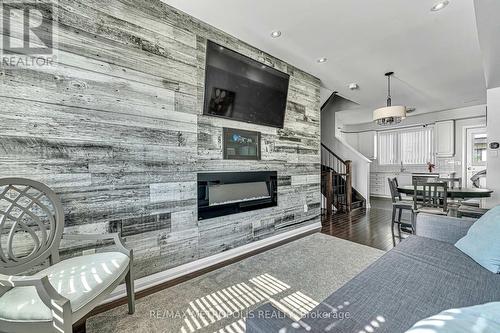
0, 178, 135, 333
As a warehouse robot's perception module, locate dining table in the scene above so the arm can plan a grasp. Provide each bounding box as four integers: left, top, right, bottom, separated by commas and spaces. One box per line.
397, 185, 493, 199
397, 185, 493, 217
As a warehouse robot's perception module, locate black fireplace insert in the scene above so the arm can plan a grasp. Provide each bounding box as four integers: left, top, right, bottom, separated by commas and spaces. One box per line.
197, 171, 278, 220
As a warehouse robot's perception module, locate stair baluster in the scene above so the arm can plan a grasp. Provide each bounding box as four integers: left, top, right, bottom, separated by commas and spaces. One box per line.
320, 143, 353, 213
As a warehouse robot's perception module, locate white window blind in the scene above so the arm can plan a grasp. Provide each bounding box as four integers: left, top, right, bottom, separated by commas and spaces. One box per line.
377, 126, 434, 165
400, 127, 434, 164
378, 131, 398, 165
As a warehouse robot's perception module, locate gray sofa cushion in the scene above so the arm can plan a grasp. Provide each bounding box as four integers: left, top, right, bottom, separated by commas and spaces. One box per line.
246, 236, 500, 333
415, 213, 476, 244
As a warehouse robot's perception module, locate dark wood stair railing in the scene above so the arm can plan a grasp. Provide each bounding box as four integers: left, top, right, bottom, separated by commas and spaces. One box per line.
321, 143, 353, 214
320, 91, 364, 215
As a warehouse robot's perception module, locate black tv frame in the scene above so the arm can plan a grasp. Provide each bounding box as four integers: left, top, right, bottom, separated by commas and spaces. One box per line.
203, 40, 290, 129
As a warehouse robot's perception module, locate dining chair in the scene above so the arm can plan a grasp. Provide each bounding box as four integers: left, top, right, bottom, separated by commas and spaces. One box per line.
413, 181, 448, 216
388, 178, 415, 237
0, 178, 135, 333
437, 177, 462, 189
412, 175, 439, 185
438, 177, 463, 209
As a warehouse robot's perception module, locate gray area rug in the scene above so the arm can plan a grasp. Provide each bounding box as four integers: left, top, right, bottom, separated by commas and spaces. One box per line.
87, 233, 384, 333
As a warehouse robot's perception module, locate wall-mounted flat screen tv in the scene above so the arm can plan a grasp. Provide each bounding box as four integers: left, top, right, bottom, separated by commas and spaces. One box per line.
203, 40, 290, 128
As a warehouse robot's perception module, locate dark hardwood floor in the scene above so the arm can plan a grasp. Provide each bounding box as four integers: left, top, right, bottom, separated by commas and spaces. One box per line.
321, 197, 411, 251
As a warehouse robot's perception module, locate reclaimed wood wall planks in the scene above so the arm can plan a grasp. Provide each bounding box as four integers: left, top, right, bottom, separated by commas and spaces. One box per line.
0, 0, 321, 279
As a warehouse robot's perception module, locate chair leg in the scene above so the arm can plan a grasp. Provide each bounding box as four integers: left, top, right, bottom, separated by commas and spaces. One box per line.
60, 319, 73, 333
52, 300, 72, 333
396, 207, 402, 238
411, 211, 416, 234
391, 206, 397, 244
125, 266, 135, 314
398, 208, 403, 224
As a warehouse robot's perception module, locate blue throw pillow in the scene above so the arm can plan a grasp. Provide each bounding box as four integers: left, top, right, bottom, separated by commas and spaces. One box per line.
405, 302, 500, 333
455, 205, 500, 273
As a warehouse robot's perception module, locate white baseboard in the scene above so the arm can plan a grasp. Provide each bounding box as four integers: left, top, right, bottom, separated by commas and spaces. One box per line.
102, 222, 321, 305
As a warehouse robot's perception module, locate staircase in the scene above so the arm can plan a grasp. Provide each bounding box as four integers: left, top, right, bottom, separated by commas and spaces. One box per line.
321, 143, 366, 214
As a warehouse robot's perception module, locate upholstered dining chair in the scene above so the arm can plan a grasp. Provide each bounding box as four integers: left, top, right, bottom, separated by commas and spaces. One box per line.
0, 178, 135, 333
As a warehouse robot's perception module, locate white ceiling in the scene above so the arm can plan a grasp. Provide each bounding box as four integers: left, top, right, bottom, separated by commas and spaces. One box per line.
163, 0, 486, 124
474, 0, 500, 89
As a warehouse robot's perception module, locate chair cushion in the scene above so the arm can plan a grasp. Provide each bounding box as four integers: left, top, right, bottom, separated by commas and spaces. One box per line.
405, 302, 500, 333
0, 252, 129, 322
455, 205, 500, 273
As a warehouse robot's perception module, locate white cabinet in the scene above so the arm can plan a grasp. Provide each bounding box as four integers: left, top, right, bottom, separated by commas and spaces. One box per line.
358, 131, 376, 159
370, 173, 390, 197
435, 120, 455, 157
370, 172, 413, 197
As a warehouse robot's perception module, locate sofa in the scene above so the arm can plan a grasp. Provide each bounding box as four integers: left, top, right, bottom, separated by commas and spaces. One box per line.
246, 213, 500, 332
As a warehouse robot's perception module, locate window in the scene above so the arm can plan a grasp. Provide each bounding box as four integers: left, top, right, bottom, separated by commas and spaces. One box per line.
471, 133, 487, 165
377, 126, 434, 165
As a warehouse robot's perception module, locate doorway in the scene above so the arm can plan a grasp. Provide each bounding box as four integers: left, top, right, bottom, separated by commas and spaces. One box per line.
465, 126, 487, 188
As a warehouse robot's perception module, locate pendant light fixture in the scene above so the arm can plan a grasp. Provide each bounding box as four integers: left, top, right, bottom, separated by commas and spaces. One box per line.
373, 72, 406, 126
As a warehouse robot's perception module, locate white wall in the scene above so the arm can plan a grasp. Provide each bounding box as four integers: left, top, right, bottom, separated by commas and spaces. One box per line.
486, 87, 500, 207
474, 0, 500, 208
474, 0, 500, 89
321, 101, 337, 149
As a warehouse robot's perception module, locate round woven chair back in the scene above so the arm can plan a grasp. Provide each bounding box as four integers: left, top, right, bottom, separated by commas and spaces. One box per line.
0, 178, 64, 275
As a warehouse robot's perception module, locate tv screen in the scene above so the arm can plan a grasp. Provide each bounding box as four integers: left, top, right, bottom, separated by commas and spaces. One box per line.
203, 40, 290, 128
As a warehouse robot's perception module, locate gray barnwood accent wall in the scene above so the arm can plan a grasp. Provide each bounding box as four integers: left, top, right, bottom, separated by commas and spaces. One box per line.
0, 0, 321, 279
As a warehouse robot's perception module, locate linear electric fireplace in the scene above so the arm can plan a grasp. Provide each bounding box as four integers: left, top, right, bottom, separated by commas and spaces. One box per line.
197, 171, 277, 220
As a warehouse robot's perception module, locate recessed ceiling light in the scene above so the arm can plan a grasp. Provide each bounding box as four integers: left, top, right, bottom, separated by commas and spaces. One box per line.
431, 0, 449, 12
349, 83, 359, 90
317, 57, 328, 63
270, 31, 282, 38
